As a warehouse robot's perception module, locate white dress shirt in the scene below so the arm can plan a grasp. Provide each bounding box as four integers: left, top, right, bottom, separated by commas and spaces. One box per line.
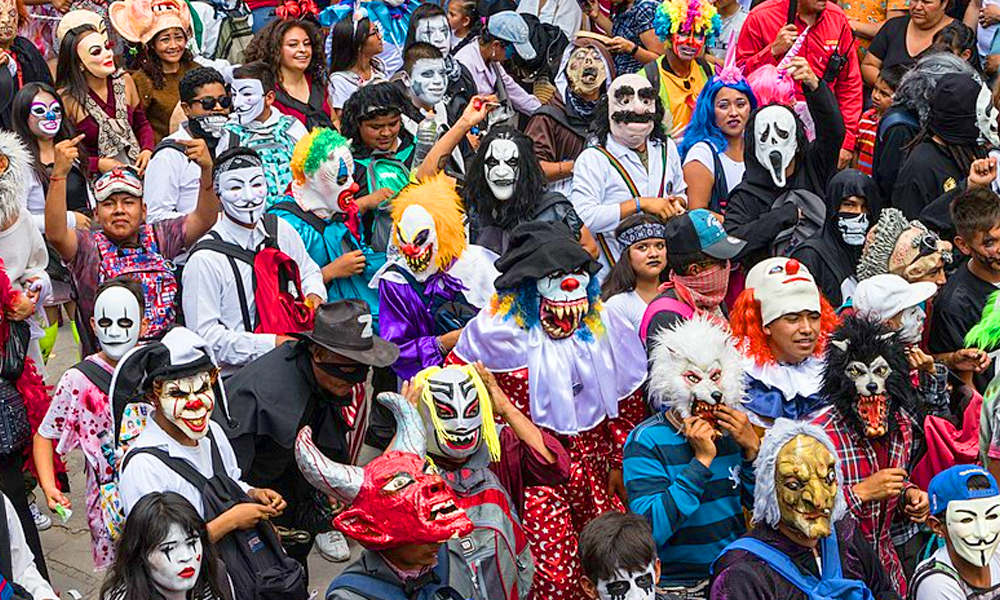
517, 0, 583, 39
453, 42, 542, 116
181, 214, 326, 373
2, 494, 57, 599
570, 135, 685, 278
145, 127, 202, 224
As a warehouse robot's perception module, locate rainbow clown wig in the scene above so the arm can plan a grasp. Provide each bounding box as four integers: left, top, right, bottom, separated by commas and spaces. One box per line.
290, 127, 352, 185
653, 0, 722, 45
391, 172, 467, 272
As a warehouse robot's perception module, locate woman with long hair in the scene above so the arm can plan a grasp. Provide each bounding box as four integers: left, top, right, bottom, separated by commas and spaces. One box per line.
129, 27, 198, 142
245, 18, 331, 129
100, 491, 232, 600
447, 0, 480, 52
601, 213, 668, 331
326, 14, 385, 119
55, 24, 154, 175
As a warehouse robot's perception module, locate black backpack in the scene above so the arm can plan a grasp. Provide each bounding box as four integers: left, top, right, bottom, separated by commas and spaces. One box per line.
0, 495, 35, 600
122, 432, 308, 600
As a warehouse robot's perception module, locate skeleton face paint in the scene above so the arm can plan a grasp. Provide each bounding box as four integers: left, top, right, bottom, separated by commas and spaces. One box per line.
484, 138, 519, 201
424, 367, 483, 460
947, 496, 1000, 567
298, 144, 358, 219
231, 79, 265, 125
147, 523, 203, 598
976, 85, 1000, 147
896, 305, 926, 345
776, 434, 838, 539
93, 286, 141, 360
845, 356, 891, 438
217, 165, 267, 225
0, 0, 16, 46
415, 15, 451, 55
608, 74, 656, 149
753, 105, 798, 188
77, 30, 116, 78
397, 204, 439, 281
408, 58, 448, 108
596, 565, 657, 600
27, 94, 63, 140
537, 269, 590, 339
566, 46, 606, 98
158, 371, 215, 440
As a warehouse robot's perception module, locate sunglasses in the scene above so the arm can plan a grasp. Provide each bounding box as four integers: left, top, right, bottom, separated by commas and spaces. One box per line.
192, 95, 232, 110
910, 232, 952, 265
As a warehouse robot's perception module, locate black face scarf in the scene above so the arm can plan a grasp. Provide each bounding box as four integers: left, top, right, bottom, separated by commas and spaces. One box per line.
929, 73, 982, 145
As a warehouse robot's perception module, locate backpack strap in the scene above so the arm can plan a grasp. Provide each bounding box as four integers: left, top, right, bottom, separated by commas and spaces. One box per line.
643, 59, 660, 92
328, 574, 411, 600
189, 232, 257, 331
639, 295, 694, 342
72, 360, 113, 395
121, 446, 211, 489
270, 201, 328, 235
261, 213, 280, 250
714, 538, 819, 595
908, 559, 964, 600
877, 111, 918, 143
708, 144, 729, 213
151, 139, 188, 160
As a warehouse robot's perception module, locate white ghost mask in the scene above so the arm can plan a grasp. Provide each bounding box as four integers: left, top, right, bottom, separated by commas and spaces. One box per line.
216, 164, 268, 226
596, 565, 657, 600
484, 138, 519, 201
608, 73, 656, 150
946, 495, 1000, 567
148, 523, 203, 599
397, 204, 439, 281
407, 57, 448, 108
754, 105, 798, 188
158, 371, 216, 441
976, 84, 1000, 147
93, 286, 142, 360
231, 79, 265, 125
415, 15, 451, 55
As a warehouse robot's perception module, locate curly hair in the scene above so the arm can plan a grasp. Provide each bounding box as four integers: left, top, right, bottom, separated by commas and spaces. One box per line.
244, 18, 327, 88
652, 0, 722, 45
892, 52, 978, 126
135, 27, 194, 90
463, 125, 547, 231
178, 66, 226, 104
730, 289, 840, 365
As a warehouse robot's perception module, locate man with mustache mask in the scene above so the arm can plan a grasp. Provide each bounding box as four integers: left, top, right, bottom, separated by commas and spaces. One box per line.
146, 67, 231, 224
571, 72, 687, 280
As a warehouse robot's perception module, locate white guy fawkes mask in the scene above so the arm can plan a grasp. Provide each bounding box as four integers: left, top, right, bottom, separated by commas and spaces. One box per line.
231, 79, 265, 125
754, 105, 798, 188
946, 495, 1000, 567
608, 73, 656, 150
415, 15, 451, 56
422, 367, 483, 460
976, 84, 1000, 147
158, 371, 215, 440
408, 58, 448, 108
484, 138, 518, 201
566, 46, 607, 98
217, 165, 267, 225
297, 144, 357, 219
596, 565, 657, 600
148, 523, 203, 599
93, 286, 141, 360
397, 204, 439, 281
537, 269, 590, 339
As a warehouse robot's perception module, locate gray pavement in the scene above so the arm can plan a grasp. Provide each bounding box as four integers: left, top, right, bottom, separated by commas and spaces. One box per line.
36, 322, 359, 599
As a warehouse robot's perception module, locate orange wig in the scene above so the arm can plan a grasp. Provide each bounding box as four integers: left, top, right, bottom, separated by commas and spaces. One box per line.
730, 289, 840, 365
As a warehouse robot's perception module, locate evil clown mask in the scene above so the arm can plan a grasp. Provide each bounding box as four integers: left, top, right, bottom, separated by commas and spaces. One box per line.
396, 204, 439, 281
415, 15, 451, 56
977, 84, 1000, 147
156, 370, 216, 440
537, 269, 590, 339
776, 434, 838, 539
753, 105, 798, 188
231, 79, 265, 125
292, 129, 359, 220
147, 523, 203, 598
77, 29, 117, 78
407, 58, 448, 108
93, 285, 142, 360
0, 0, 16, 46
483, 137, 519, 202
28, 93, 63, 140
596, 565, 657, 600
946, 495, 1000, 567
214, 154, 267, 226
418, 366, 493, 461
566, 45, 607, 98
608, 74, 656, 150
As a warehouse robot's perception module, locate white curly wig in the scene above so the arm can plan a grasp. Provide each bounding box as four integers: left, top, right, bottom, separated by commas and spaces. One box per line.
0, 130, 32, 228
752, 418, 849, 530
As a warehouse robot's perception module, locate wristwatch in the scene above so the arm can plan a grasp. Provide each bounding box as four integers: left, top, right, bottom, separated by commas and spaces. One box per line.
629, 42, 639, 56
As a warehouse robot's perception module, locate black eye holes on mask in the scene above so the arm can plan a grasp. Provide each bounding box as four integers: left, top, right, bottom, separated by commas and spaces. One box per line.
97, 317, 134, 330
758, 122, 792, 144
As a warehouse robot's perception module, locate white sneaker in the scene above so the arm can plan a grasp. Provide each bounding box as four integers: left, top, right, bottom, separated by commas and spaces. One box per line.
29, 502, 51, 531
315, 530, 350, 562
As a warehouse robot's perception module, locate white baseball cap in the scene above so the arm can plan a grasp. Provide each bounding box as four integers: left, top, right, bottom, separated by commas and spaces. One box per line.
853, 274, 937, 321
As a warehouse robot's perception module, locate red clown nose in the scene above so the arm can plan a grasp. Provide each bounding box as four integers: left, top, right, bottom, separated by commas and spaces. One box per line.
561, 278, 580, 292
785, 260, 801, 275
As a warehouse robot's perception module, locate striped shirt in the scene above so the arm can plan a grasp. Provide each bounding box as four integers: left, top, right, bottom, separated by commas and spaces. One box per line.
623, 412, 756, 586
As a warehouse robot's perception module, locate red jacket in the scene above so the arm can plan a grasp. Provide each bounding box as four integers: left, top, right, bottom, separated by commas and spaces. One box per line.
735, 0, 862, 153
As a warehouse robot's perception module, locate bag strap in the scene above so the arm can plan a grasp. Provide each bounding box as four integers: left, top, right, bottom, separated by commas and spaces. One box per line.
271, 201, 328, 235
189, 233, 257, 331
121, 446, 211, 489
639, 296, 694, 342
0, 494, 12, 584
262, 212, 279, 250
716, 538, 819, 595
72, 360, 113, 395
709, 145, 728, 213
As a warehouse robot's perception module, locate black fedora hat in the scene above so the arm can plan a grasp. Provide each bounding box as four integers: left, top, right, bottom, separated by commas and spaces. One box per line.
295, 300, 399, 367
494, 221, 601, 290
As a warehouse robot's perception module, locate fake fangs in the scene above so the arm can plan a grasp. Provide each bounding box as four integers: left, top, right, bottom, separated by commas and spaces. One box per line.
856, 393, 888, 438
445, 430, 479, 450
691, 399, 724, 424
403, 245, 433, 273
539, 297, 589, 339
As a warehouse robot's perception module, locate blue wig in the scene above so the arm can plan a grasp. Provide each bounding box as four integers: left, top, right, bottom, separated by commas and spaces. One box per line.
679, 76, 758, 159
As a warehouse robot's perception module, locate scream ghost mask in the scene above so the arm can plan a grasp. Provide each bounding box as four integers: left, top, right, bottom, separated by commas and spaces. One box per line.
753, 105, 798, 188
93, 285, 142, 360
291, 128, 359, 221
596, 566, 657, 600
415, 15, 451, 55
407, 58, 448, 108
484, 137, 519, 201
776, 434, 838, 539
157, 371, 216, 440
566, 45, 607, 98
231, 79, 265, 125
396, 205, 439, 280
214, 151, 267, 226
608, 74, 656, 149
537, 269, 590, 339
976, 84, 1000, 147
416, 366, 499, 461
148, 523, 203, 598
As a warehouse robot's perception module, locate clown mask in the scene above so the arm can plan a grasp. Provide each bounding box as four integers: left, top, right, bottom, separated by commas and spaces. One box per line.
946, 495, 1000, 567
596, 565, 657, 600
976, 84, 1000, 147
231, 79, 265, 125
93, 285, 141, 360
415, 15, 451, 55
608, 74, 656, 150
28, 94, 63, 140
537, 269, 590, 339
672, 29, 705, 61
298, 143, 358, 220
157, 371, 215, 440
422, 367, 483, 460
148, 523, 203, 598
396, 204, 439, 281
77, 29, 116, 78
746, 258, 820, 326
216, 164, 267, 226
484, 137, 518, 201
407, 58, 448, 109
776, 434, 838, 539
753, 105, 798, 188
566, 46, 607, 98
0, 0, 15, 46
841, 353, 891, 438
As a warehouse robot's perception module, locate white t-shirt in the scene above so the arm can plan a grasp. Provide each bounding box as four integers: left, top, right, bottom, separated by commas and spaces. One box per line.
914, 546, 1000, 600
604, 290, 648, 332
328, 64, 387, 110
683, 141, 745, 196
709, 10, 749, 60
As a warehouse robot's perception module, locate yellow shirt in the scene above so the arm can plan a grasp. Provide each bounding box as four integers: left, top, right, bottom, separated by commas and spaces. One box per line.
657, 58, 710, 141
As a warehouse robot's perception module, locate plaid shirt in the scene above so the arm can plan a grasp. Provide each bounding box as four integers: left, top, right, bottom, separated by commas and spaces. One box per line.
814, 407, 917, 596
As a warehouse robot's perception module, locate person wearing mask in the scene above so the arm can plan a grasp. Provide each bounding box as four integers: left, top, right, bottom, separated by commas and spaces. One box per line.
0, 0, 52, 130
601, 214, 669, 331
863, 0, 954, 85
584, 0, 664, 77
405, 3, 477, 123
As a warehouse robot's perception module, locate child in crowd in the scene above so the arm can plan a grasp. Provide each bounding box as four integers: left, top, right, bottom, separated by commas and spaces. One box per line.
856, 64, 908, 177
579, 511, 661, 600
447, 0, 481, 53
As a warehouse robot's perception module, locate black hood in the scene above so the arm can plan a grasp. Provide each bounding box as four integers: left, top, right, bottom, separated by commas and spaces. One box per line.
741, 103, 810, 192
825, 168, 877, 220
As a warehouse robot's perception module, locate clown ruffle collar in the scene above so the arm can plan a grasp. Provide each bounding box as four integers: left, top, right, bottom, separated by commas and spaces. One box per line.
370, 245, 499, 309
743, 357, 828, 423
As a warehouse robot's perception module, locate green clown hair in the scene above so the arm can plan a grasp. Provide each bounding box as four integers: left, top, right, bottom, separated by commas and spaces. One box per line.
966, 290, 1000, 350
413, 365, 502, 462
291, 127, 351, 185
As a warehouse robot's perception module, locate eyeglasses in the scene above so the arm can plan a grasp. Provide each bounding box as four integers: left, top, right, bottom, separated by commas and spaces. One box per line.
192, 95, 232, 110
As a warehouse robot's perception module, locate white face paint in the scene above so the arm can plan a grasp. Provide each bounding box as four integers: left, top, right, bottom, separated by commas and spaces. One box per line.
93, 286, 141, 360
976, 85, 1000, 147
231, 79, 265, 125
297, 144, 357, 219
408, 58, 448, 108
158, 371, 215, 441
217, 165, 268, 225
415, 15, 451, 56
946, 495, 1000, 567
396, 204, 439, 281
753, 105, 798, 188
896, 305, 926, 345
596, 565, 657, 600
484, 138, 518, 201
148, 523, 203, 599
608, 73, 656, 150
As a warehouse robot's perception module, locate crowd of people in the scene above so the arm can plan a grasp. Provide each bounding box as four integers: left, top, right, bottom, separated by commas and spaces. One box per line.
4, 0, 1000, 596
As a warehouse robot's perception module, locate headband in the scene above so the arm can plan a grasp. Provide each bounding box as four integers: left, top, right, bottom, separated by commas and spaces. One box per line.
618, 222, 666, 248
214, 152, 264, 178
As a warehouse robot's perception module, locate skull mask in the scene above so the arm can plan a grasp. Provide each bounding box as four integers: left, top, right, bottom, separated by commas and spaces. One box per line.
537, 269, 590, 339
421, 367, 484, 460
396, 204, 439, 281
776, 434, 838, 539
156, 371, 216, 441
484, 137, 519, 201
596, 565, 657, 600
566, 45, 607, 98
753, 105, 798, 188
93, 285, 142, 360
608, 74, 656, 149
976, 84, 1000, 147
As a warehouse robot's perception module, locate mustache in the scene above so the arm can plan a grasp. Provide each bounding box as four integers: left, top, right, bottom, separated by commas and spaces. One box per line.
611, 111, 655, 124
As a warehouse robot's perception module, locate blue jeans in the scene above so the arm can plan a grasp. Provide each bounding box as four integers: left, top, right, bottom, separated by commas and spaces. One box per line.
250, 5, 276, 33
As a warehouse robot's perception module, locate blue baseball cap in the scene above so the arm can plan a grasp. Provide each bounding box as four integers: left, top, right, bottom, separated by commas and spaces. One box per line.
486, 12, 536, 61
664, 209, 746, 260
929, 465, 1000, 515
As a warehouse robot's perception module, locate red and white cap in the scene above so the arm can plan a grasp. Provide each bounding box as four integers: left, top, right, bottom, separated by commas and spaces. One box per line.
746, 257, 821, 325
94, 166, 142, 202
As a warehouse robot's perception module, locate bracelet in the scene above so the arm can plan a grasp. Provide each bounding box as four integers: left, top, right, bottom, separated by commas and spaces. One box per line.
49, 175, 66, 181
634, 197, 642, 213
629, 43, 639, 56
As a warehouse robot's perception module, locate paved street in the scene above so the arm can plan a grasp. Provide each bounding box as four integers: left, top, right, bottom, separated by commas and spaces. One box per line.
36, 322, 358, 599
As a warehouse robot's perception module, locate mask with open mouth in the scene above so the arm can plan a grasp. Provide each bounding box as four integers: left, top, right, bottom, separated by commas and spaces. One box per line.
418, 366, 496, 461
753, 105, 798, 188
536, 269, 591, 339
947, 495, 1000, 567
157, 371, 216, 440
188, 114, 228, 141
566, 45, 607, 98
396, 205, 439, 280
842, 356, 891, 438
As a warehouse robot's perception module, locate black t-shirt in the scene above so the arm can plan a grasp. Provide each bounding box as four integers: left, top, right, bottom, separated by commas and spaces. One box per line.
928, 260, 999, 392
870, 17, 919, 73
891, 140, 964, 220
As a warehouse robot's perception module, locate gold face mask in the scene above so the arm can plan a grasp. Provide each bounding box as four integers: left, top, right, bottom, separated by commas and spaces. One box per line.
776, 435, 838, 539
